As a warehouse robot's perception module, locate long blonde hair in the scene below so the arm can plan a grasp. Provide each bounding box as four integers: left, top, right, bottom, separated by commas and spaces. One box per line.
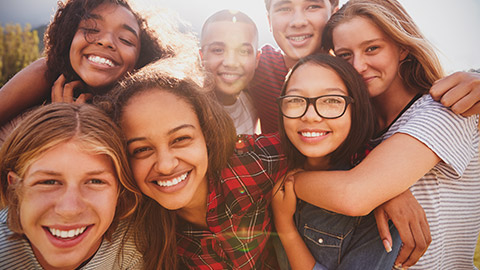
0, 103, 140, 239
322, 0, 444, 94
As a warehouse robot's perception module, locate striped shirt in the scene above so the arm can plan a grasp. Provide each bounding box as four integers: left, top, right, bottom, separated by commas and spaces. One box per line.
249, 44, 288, 133
0, 208, 143, 269
177, 133, 287, 269
374, 95, 480, 269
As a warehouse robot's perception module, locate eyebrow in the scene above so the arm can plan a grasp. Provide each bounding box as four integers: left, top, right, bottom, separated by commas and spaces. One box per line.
273, 0, 322, 8
126, 124, 196, 146
286, 87, 347, 95
88, 13, 139, 37
28, 169, 110, 177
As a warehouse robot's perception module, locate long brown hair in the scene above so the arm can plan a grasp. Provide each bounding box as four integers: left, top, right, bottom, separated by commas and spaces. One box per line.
108, 67, 237, 269
0, 103, 139, 240
322, 0, 444, 94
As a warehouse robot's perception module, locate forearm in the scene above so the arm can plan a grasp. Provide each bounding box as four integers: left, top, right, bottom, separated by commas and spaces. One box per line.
0, 58, 50, 125
275, 217, 316, 270
294, 134, 440, 216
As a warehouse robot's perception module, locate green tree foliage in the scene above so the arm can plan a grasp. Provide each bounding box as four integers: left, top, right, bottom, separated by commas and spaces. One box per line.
0, 23, 40, 87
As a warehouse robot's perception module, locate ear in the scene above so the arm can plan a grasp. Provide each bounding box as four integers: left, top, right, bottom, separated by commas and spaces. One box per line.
267, 12, 273, 33
7, 171, 19, 185
255, 50, 261, 68
399, 47, 409, 62
332, 5, 340, 14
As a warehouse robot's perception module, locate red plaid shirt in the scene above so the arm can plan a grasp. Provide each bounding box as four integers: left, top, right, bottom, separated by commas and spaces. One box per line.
177, 133, 287, 269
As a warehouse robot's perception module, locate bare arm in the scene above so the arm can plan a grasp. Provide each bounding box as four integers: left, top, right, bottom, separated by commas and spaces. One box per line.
272, 178, 316, 270
0, 58, 51, 125
294, 133, 440, 216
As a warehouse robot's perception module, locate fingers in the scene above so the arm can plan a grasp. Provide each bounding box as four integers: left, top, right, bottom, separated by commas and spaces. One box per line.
391, 214, 413, 267
461, 102, 480, 117
374, 208, 392, 253
401, 213, 431, 268
76, 93, 94, 104
283, 178, 296, 202
430, 72, 480, 115
51, 75, 86, 103
51, 74, 67, 102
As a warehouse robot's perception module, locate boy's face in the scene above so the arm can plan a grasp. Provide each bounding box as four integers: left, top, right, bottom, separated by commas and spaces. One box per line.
268, 0, 334, 64
201, 21, 260, 105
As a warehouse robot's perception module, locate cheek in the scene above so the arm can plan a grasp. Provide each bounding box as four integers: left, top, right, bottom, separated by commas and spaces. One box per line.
283, 118, 298, 141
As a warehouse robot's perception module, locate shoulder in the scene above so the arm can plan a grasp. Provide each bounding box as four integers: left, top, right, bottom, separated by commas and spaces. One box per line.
82, 219, 143, 270
0, 209, 41, 269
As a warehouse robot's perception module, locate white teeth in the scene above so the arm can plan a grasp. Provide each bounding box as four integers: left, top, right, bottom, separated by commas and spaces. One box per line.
88, 55, 114, 67
220, 73, 240, 80
301, 131, 327, 138
288, 35, 311, 42
49, 226, 87, 239
156, 172, 188, 187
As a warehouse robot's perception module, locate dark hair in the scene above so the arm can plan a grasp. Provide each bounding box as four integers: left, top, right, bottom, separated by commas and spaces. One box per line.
44, 0, 173, 89
200, 9, 259, 48
278, 54, 376, 170
321, 0, 444, 94
264, 0, 339, 11
107, 66, 236, 269
0, 103, 139, 240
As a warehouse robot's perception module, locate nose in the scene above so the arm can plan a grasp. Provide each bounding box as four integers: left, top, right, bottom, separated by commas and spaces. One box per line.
154, 149, 179, 175
96, 32, 116, 50
55, 185, 87, 218
352, 55, 367, 74
301, 103, 322, 122
222, 49, 240, 68
289, 9, 308, 28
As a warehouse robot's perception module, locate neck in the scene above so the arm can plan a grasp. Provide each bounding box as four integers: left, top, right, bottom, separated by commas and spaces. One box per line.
372, 79, 417, 130
176, 179, 209, 229
215, 90, 240, 106
283, 54, 298, 70
304, 157, 331, 171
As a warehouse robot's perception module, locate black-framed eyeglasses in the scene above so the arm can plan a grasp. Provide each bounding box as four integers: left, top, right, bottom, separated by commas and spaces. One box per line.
277, 95, 355, 119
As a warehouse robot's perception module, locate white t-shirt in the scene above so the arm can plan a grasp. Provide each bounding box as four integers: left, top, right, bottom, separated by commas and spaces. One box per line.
375, 95, 480, 269
223, 91, 260, 135
0, 208, 143, 269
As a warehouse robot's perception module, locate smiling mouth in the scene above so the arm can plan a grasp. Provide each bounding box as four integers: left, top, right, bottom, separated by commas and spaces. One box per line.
300, 131, 328, 138
154, 171, 189, 187
288, 35, 313, 42
87, 55, 115, 67
47, 226, 87, 240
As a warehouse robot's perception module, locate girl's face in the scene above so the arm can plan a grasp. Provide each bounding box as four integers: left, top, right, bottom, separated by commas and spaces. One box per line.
121, 89, 209, 212
69, 3, 141, 90
331, 16, 408, 99
283, 63, 352, 169
13, 141, 118, 270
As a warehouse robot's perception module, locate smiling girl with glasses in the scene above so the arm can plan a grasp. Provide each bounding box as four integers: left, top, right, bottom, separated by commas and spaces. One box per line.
272, 53, 402, 269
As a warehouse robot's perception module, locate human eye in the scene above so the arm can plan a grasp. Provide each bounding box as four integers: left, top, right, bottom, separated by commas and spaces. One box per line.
172, 135, 192, 146
335, 51, 352, 60
306, 4, 324, 10
119, 37, 135, 47
87, 179, 106, 185
366, 45, 379, 53
209, 46, 224, 55
274, 4, 291, 13
238, 47, 253, 56
37, 179, 60, 185
320, 96, 344, 105
129, 145, 153, 159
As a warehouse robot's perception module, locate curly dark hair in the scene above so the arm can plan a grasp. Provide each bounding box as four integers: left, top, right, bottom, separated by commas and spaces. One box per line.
44, 0, 174, 90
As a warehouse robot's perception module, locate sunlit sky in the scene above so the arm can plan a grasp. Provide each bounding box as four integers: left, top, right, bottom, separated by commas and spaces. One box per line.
1, 0, 479, 73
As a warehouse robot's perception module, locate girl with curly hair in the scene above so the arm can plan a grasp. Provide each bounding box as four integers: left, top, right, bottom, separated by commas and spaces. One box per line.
0, 0, 195, 143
